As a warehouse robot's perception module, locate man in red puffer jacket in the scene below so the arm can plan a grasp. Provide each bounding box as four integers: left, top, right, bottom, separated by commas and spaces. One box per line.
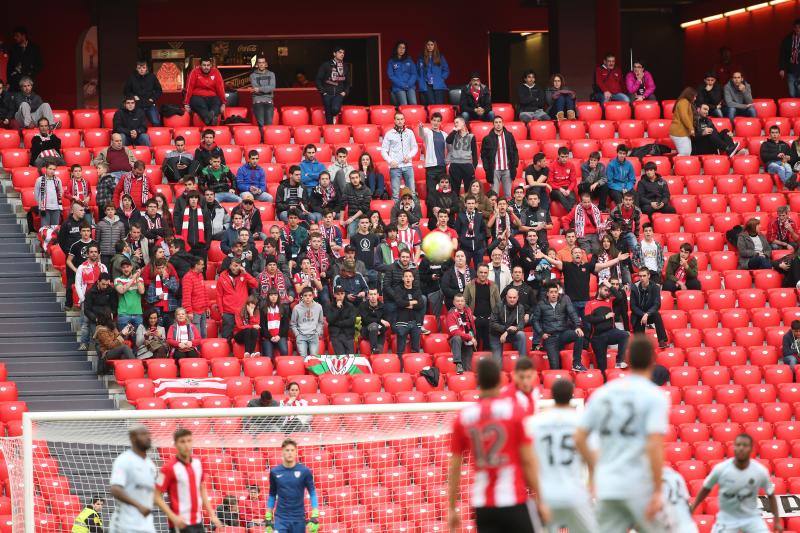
181, 256, 210, 338
216, 258, 258, 340
184, 57, 226, 126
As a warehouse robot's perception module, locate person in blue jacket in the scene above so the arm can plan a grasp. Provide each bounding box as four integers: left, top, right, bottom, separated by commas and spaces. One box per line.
236, 149, 272, 201
299, 144, 326, 188
387, 41, 418, 106
605, 144, 637, 205
417, 39, 449, 105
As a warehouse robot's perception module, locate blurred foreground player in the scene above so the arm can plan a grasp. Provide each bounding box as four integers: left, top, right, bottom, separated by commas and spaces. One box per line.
265, 438, 319, 533
501, 356, 539, 415
574, 334, 669, 532
448, 358, 548, 532
661, 466, 697, 532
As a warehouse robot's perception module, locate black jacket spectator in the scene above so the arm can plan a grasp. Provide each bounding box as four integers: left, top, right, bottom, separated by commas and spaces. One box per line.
609, 203, 643, 235
693, 115, 736, 156
517, 83, 546, 114
391, 284, 424, 322
191, 144, 227, 174
0, 90, 14, 122
84, 284, 119, 323
113, 106, 148, 137
419, 257, 450, 295
460, 83, 493, 117
531, 295, 580, 336
440, 266, 476, 308
29, 133, 61, 165
630, 280, 661, 317
636, 174, 672, 212
275, 180, 308, 214
695, 83, 724, 110
327, 300, 356, 337
454, 210, 488, 253
490, 301, 527, 334
309, 182, 343, 214
315, 60, 352, 95
779, 31, 800, 76
383, 260, 420, 293
427, 187, 461, 220
501, 282, 535, 313
341, 183, 372, 219
230, 204, 264, 238
480, 129, 519, 180
169, 251, 197, 280
760, 138, 791, 167
773, 253, 800, 288
7, 40, 43, 88
358, 300, 388, 329
12, 91, 44, 113
123, 71, 163, 105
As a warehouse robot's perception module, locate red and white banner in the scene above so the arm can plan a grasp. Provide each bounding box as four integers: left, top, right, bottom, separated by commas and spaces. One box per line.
153, 378, 227, 400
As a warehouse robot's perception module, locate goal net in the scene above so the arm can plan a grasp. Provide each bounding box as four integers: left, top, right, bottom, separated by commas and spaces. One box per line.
3, 403, 471, 533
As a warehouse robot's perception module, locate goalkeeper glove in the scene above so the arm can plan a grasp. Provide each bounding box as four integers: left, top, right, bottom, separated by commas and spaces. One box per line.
265, 511, 273, 533
306, 509, 320, 533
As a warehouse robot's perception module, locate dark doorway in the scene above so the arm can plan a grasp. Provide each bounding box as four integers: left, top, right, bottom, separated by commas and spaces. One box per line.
489, 32, 550, 105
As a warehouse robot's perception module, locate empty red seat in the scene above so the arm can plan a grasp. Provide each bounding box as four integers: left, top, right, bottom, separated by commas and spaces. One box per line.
275, 356, 305, 377
576, 101, 602, 120
768, 288, 798, 308
319, 375, 350, 396
604, 102, 631, 120
676, 460, 708, 482
646, 119, 671, 138
717, 346, 748, 367
113, 360, 144, 384
241, 357, 274, 378
732, 366, 762, 386
528, 121, 557, 141
559, 120, 587, 140
733, 117, 763, 137
676, 291, 705, 311
774, 458, 800, 480
736, 289, 767, 310
715, 384, 746, 405
701, 366, 731, 387
698, 403, 729, 425
719, 308, 748, 329
383, 373, 414, 394
727, 193, 758, 213
617, 119, 645, 138
694, 441, 725, 462
652, 213, 681, 233
711, 422, 742, 443
179, 359, 209, 379
679, 423, 710, 443
670, 367, 699, 386
686, 176, 715, 195
723, 271, 752, 290
210, 358, 240, 378
776, 421, 800, 441
762, 403, 792, 423
682, 385, 713, 406
694, 232, 724, 252
673, 156, 701, 176
706, 289, 736, 311
665, 441, 693, 462
764, 365, 793, 385
703, 328, 734, 348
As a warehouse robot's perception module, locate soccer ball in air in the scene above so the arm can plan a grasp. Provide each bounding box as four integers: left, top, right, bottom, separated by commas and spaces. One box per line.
421, 231, 455, 263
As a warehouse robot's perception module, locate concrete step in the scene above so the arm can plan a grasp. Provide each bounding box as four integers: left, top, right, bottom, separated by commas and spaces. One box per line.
22, 397, 115, 412
0, 321, 73, 335
4, 359, 95, 376
0, 338, 80, 354
15, 377, 108, 395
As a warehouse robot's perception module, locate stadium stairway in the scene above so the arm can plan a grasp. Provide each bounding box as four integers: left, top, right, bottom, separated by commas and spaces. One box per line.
0, 179, 115, 412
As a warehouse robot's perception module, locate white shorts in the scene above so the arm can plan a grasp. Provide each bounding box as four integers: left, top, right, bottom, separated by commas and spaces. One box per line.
546, 504, 598, 533
711, 517, 770, 533
597, 497, 668, 533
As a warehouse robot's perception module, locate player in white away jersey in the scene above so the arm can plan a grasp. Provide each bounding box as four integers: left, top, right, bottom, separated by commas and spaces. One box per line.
528, 378, 597, 533
575, 334, 670, 533
690, 433, 783, 533
662, 466, 698, 533
108, 426, 157, 533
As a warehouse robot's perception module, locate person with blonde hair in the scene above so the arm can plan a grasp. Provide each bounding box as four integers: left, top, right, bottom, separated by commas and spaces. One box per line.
669, 86, 698, 156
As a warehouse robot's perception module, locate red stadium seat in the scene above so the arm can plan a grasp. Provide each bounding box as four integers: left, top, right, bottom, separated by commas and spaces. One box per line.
210, 358, 241, 378
281, 107, 310, 127
528, 121, 557, 141
682, 385, 713, 406
382, 373, 414, 394
670, 195, 698, 215
369, 106, 396, 126
125, 379, 155, 403
576, 101, 602, 120
113, 360, 144, 384
670, 405, 697, 426
275, 356, 305, 377
617, 119, 645, 138
646, 119, 670, 138
633, 100, 660, 120
604, 102, 631, 120
732, 155, 760, 175
779, 98, 800, 117
700, 366, 731, 387
341, 106, 369, 125
705, 289, 736, 311
702, 328, 733, 349
679, 423, 710, 443
733, 117, 762, 137
559, 120, 587, 140
715, 385, 746, 405
686, 176, 714, 195
673, 156, 701, 176
179, 359, 209, 379
676, 291, 705, 311
145, 359, 177, 381
689, 310, 720, 330
262, 126, 292, 145
719, 308, 748, 329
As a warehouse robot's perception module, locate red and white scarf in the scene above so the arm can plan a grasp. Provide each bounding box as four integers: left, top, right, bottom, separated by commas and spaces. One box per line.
266, 305, 281, 337
259, 271, 290, 303
121, 173, 150, 207
180, 207, 205, 244
144, 214, 164, 247
574, 203, 604, 238
71, 177, 88, 204
172, 323, 190, 344
154, 274, 169, 311
306, 248, 330, 277
387, 239, 401, 261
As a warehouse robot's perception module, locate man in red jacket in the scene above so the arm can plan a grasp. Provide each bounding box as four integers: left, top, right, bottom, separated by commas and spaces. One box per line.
549, 146, 578, 212
216, 258, 258, 340
182, 257, 210, 338
593, 53, 629, 104
446, 293, 478, 374
184, 57, 226, 126
112, 160, 151, 210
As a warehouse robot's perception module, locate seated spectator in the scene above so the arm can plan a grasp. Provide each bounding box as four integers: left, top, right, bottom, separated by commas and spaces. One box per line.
634, 223, 664, 283
769, 206, 799, 252
328, 147, 355, 192
782, 320, 800, 374
234, 296, 261, 358
124, 222, 149, 268
723, 71, 756, 120
464, 264, 501, 352
200, 155, 239, 203
761, 126, 797, 189
481, 117, 518, 198
141, 199, 167, 247
144, 259, 180, 326
531, 281, 585, 370
236, 150, 272, 201
135, 310, 168, 360
387, 41, 418, 106
299, 144, 326, 189
247, 392, 277, 408
13, 77, 55, 128
391, 270, 424, 355
230, 192, 264, 238
280, 382, 311, 431
447, 293, 477, 374
502, 265, 535, 311
191, 129, 226, 174
319, 210, 344, 258
546, 73, 577, 120
418, 112, 447, 193
332, 260, 368, 307
93, 311, 134, 374
327, 285, 357, 355
250, 55, 275, 132
281, 211, 310, 267
33, 162, 63, 227
222, 236, 262, 277
517, 70, 548, 123
609, 191, 642, 253
358, 288, 390, 354
737, 217, 773, 270
515, 229, 548, 288
290, 287, 324, 356
258, 256, 294, 306
606, 144, 636, 205
584, 281, 630, 372
556, 229, 586, 263
596, 234, 630, 287
341, 171, 373, 237
357, 152, 387, 200
579, 152, 608, 210
663, 243, 702, 293
123, 60, 162, 126
696, 71, 724, 117
562, 192, 604, 255
669, 87, 697, 156
441, 250, 476, 308
489, 287, 528, 362
381, 113, 418, 201
693, 103, 739, 156
276, 166, 311, 223
260, 289, 290, 358
625, 60, 657, 101
608, 277, 630, 331
309, 171, 342, 217
548, 147, 579, 211
168, 239, 195, 280
459, 72, 494, 122
292, 257, 323, 304
593, 53, 628, 104
221, 212, 248, 254
630, 268, 669, 348
167, 307, 202, 360
92, 133, 136, 180
29, 118, 64, 168
316, 46, 351, 124
184, 57, 225, 126
391, 190, 423, 227
113, 96, 151, 146
0, 80, 14, 127
637, 163, 676, 216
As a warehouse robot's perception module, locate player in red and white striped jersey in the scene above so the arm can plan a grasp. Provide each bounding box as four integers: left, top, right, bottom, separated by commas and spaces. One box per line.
155, 429, 220, 532
501, 356, 540, 416
449, 358, 549, 532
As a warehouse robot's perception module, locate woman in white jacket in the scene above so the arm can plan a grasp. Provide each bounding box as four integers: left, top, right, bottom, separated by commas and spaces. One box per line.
418, 112, 448, 194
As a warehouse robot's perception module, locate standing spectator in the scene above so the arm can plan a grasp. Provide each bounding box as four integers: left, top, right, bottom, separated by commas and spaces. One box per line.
258, 256, 293, 306
545, 73, 577, 120
381, 112, 418, 200
331, 260, 368, 307
63, 165, 93, 223
481, 116, 518, 198
446, 117, 478, 194
204, 189, 229, 238
723, 71, 756, 121
454, 196, 488, 271
531, 281, 585, 371
546, 247, 629, 318
630, 268, 669, 348
113, 161, 151, 210
260, 289, 290, 358
162, 137, 193, 183
606, 144, 636, 205
779, 19, 800, 97
191, 129, 227, 174
299, 144, 326, 189
761, 125, 797, 189
737, 218, 773, 270
418, 112, 447, 192
693, 103, 739, 156
200, 155, 239, 203
175, 191, 212, 261
6, 27, 43, 89
487, 247, 512, 292
515, 229, 548, 288
562, 192, 605, 255
441, 250, 475, 308
29, 118, 64, 168
0, 80, 12, 127
276, 166, 311, 223
634, 223, 665, 282
182, 257, 210, 337
94, 163, 116, 211
556, 229, 587, 263
168, 239, 196, 280
636, 163, 676, 216
83, 273, 117, 349
217, 259, 258, 339
663, 243, 702, 293
166, 308, 202, 360
447, 293, 477, 374
144, 259, 180, 327
75, 244, 107, 350
327, 148, 355, 192
696, 72, 724, 117
250, 55, 275, 132
184, 57, 225, 126
290, 287, 324, 356
124, 223, 149, 269
123, 61, 162, 125
66, 224, 98, 309
96, 203, 125, 268
609, 191, 643, 253
327, 285, 357, 354
517, 70, 548, 123
114, 259, 145, 330
92, 133, 136, 180
593, 53, 628, 104
34, 162, 62, 227
583, 282, 630, 372
13, 77, 54, 127
237, 150, 272, 201
459, 72, 494, 123
357, 152, 387, 199
489, 288, 528, 362
595, 234, 629, 287
281, 210, 310, 267
579, 152, 608, 210
768, 206, 799, 252
625, 60, 657, 101
141, 199, 168, 247
116, 196, 143, 236
292, 257, 323, 304
464, 264, 501, 352
782, 321, 800, 374
387, 41, 417, 105
234, 296, 261, 358
669, 87, 697, 156
391, 270, 424, 355
341, 172, 374, 237
463, 180, 493, 220
549, 147, 579, 212
316, 46, 351, 124
417, 39, 449, 105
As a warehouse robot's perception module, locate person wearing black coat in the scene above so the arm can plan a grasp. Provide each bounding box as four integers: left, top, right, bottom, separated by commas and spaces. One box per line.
168, 240, 197, 280
390, 273, 424, 355
630, 268, 668, 347
309, 177, 343, 216
358, 290, 390, 353
0, 81, 14, 126
123, 62, 163, 125
418, 256, 450, 327
84, 274, 119, 348
30, 128, 64, 167
459, 74, 494, 122
113, 97, 151, 146
316, 47, 352, 124
6, 28, 43, 89
517, 70, 549, 123
779, 20, 800, 98
695, 73, 724, 117
693, 104, 738, 156
480, 119, 519, 198
454, 198, 488, 271
327, 287, 357, 354
426, 174, 461, 229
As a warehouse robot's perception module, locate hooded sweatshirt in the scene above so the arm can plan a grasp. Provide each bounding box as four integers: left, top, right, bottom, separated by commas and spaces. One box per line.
290, 300, 324, 338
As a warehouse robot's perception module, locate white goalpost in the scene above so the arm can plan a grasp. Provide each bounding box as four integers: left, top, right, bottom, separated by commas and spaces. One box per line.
9, 403, 469, 533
